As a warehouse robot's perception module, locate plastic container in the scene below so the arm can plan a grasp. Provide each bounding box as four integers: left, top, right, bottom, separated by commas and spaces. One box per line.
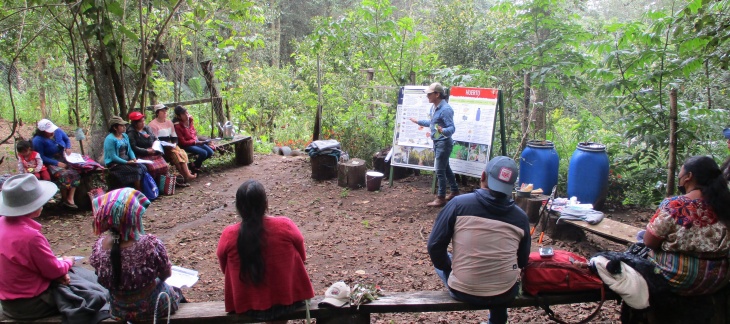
366, 171, 384, 191
519, 140, 559, 193
567, 142, 609, 210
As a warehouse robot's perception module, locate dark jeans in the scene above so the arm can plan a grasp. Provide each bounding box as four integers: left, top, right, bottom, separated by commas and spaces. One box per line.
434, 140, 458, 196
435, 254, 517, 324
184, 144, 214, 168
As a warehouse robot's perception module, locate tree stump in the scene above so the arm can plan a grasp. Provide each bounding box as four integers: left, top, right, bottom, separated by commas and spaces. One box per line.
311, 155, 338, 180
516, 194, 549, 223
545, 213, 585, 242
372, 148, 412, 180
338, 158, 367, 189
235, 137, 254, 166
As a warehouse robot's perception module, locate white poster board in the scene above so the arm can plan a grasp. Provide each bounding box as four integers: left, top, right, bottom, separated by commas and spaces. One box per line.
391, 86, 499, 178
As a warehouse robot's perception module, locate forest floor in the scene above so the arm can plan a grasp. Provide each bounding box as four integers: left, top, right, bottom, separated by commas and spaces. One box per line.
0, 120, 653, 323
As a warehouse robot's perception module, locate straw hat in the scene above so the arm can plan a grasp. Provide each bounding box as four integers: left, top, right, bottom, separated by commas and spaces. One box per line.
0, 174, 58, 216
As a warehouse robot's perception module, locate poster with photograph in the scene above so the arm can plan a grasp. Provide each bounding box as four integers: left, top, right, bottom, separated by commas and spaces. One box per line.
391, 86, 499, 177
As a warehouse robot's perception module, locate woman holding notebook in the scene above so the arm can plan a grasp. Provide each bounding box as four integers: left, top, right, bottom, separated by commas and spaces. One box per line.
126, 111, 169, 181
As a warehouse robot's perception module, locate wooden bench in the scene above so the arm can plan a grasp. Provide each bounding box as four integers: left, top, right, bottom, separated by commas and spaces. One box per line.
0, 290, 618, 323
214, 136, 253, 166
561, 218, 643, 244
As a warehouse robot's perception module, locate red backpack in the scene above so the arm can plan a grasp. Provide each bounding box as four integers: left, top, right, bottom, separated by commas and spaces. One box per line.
521, 249, 605, 324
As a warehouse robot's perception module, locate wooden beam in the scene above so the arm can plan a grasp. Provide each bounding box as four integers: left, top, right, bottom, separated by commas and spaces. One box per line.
137, 97, 220, 111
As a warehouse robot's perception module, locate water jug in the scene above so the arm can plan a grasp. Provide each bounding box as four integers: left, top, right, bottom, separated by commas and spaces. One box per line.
217, 121, 234, 140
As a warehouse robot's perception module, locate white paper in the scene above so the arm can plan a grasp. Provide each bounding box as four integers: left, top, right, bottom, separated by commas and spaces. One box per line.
152, 140, 164, 153
136, 159, 154, 164
65, 153, 85, 164
159, 141, 176, 147
57, 256, 84, 261
165, 266, 199, 288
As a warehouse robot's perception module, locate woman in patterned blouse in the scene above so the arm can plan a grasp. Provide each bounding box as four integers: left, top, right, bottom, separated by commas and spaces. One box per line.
89, 188, 183, 321
645, 156, 730, 295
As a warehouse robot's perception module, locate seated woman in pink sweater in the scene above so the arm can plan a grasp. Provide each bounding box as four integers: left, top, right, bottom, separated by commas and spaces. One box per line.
217, 180, 314, 322
0, 174, 75, 319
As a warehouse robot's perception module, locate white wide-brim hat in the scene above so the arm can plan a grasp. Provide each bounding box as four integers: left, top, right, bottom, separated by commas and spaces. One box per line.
0, 174, 58, 216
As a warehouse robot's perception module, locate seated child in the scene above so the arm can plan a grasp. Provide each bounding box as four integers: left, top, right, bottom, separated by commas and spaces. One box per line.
16, 140, 50, 181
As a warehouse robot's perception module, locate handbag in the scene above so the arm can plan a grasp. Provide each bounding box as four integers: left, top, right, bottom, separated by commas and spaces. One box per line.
141, 171, 159, 201
158, 173, 176, 196
521, 250, 605, 324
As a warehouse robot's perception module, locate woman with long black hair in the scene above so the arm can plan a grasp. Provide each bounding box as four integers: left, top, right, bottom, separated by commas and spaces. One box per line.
216, 180, 314, 322
644, 155, 730, 295
89, 188, 182, 321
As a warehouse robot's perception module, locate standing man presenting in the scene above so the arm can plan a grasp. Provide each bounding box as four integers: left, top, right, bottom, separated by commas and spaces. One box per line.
427, 156, 530, 324
410, 82, 459, 207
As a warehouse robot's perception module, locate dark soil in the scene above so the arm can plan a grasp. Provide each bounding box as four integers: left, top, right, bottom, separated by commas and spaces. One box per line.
1, 121, 653, 323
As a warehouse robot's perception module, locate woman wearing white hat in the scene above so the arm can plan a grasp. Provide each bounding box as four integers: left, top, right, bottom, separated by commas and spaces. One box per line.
0, 174, 76, 319
31, 118, 80, 208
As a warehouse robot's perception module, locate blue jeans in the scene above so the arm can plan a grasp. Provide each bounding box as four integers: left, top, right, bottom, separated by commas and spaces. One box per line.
434, 140, 459, 196
435, 254, 517, 324
184, 144, 214, 168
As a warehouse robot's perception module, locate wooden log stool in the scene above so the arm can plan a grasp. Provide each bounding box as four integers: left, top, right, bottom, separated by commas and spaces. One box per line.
311, 154, 338, 180
338, 158, 366, 189
515, 194, 549, 223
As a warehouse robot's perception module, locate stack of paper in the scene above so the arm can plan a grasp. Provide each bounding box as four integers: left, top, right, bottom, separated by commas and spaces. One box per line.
166, 266, 199, 288
65, 153, 85, 164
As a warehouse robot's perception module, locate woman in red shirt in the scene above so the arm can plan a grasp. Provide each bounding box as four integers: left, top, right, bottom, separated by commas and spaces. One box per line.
172, 105, 214, 173
216, 180, 314, 322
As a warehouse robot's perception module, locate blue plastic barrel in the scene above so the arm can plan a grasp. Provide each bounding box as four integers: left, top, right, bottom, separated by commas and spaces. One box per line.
519, 140, 559, 193
567, 142, 609, 210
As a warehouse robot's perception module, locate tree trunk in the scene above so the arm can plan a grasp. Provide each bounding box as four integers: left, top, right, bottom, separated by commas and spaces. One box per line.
666, 88, 678, 197
520, 72, 531, 151
338, 158, 367, 189
199, 60, 224, 137
37, 56, 48, 118
534, 87, 546, 140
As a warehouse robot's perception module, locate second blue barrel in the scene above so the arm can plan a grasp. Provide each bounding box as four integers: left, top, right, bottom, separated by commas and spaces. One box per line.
567, 142, 609, 210
519, 140, 559, 193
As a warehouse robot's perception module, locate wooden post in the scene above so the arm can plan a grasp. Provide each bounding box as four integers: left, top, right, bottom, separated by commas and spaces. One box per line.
234, 137, 253, 166
313, 55, 323, 141
666, 88, 678, 197
520, 71, 531, 152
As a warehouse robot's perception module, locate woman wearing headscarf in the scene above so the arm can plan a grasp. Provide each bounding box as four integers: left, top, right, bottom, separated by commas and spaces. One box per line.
103, 116, 146, 190
90, 188, 182, 321
216, 180, 314, 321
31, 118, 80, 208
126, 111, 169, 181
0, 174, 75, 319
173, 105, 214, 173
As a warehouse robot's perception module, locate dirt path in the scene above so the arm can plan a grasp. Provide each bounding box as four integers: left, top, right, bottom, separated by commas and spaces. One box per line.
36, 153, 646, 323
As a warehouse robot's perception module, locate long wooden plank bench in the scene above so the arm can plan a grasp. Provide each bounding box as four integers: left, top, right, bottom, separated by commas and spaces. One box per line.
0, 290, 619, 323
562, 218, 643, 244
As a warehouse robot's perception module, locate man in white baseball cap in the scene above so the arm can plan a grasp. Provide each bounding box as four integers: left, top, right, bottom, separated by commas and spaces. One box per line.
428, 156, 530, 324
